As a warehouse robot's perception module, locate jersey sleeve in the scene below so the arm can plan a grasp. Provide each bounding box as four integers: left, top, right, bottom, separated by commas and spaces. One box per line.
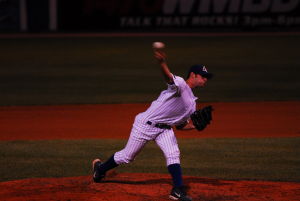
167, 74, 186, 93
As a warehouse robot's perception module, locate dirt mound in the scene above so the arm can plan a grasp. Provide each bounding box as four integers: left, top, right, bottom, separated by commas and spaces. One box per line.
1, 172, 299, 201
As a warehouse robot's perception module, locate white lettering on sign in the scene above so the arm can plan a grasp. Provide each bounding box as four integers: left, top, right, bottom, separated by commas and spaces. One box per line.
242, 0, 270, 13
199, 0, 241, 14
156, 17, 189, 26
120, 17, 152, 27
164, 0, 195, 14
163, 0, 300, 14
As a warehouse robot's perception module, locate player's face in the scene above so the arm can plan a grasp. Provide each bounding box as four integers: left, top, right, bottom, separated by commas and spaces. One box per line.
195, 74, 208, 87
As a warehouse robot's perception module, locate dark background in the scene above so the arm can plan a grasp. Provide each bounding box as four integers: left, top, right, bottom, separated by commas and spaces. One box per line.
1, 0, 300, 32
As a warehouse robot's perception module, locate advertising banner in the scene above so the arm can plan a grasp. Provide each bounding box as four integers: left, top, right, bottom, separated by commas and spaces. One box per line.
59, 0, 300, 31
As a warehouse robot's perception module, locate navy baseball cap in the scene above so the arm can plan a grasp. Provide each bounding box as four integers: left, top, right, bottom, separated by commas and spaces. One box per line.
188, 64, 213, 79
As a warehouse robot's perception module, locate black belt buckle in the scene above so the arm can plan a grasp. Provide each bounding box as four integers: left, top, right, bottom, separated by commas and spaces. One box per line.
147, 121, 171, 129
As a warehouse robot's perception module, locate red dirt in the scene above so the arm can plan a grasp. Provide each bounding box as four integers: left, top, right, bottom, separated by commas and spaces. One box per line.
1, 101, 300, 201
0, 101, 299, 140
0, 172, 299, 201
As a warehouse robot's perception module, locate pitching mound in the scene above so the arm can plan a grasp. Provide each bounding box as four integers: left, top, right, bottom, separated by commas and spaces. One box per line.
1, 172, 299, 201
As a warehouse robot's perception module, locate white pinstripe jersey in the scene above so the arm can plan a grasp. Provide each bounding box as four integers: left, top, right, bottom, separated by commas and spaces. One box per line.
135, 75, 198, 128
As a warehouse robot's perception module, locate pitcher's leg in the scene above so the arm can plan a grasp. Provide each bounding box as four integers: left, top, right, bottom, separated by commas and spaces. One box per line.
155, 129, 182, 187
155, 129, 180, 166
114, 127, 149, 164
93, 127, 148, 182
155, 130, 192, 200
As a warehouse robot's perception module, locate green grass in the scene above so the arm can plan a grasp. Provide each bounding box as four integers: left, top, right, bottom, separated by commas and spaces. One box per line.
0, 138, 299, 182
0, 35, 300, 106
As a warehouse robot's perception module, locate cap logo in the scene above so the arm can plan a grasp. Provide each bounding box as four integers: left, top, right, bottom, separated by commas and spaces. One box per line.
202, 66, 208, 72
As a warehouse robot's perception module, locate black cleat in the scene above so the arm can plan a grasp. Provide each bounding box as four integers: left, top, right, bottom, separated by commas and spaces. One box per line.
92, 159, 105, 183
169, 186, 192, 201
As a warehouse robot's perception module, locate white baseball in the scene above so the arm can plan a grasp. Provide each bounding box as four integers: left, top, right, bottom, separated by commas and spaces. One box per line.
152, 42, 165, 49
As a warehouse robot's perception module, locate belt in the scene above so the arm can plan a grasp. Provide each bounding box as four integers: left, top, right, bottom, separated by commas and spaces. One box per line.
146, 121, 171, 130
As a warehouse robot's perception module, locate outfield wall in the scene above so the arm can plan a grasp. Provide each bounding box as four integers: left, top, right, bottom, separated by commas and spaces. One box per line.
1, 0, 300, 32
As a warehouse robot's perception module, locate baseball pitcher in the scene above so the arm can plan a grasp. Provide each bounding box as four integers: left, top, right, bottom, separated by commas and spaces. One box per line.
92, 43, 213, 201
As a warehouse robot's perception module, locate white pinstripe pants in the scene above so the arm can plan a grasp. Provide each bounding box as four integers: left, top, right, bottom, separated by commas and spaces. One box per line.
114, 125, 180, 166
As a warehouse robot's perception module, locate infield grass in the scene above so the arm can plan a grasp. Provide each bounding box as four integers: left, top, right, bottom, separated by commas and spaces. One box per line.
0, 138, 299, 182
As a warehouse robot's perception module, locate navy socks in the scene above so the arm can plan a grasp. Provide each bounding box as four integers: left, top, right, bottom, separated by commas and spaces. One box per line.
99, 154, 119, 174
168, 163, 183, 187
99, 157, 183, 188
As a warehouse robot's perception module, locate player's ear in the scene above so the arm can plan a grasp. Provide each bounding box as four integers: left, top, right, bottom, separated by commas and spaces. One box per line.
187, 72, 197, 80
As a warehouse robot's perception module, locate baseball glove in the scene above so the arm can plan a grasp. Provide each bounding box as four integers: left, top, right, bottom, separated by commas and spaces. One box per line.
190, 105, 213, 131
